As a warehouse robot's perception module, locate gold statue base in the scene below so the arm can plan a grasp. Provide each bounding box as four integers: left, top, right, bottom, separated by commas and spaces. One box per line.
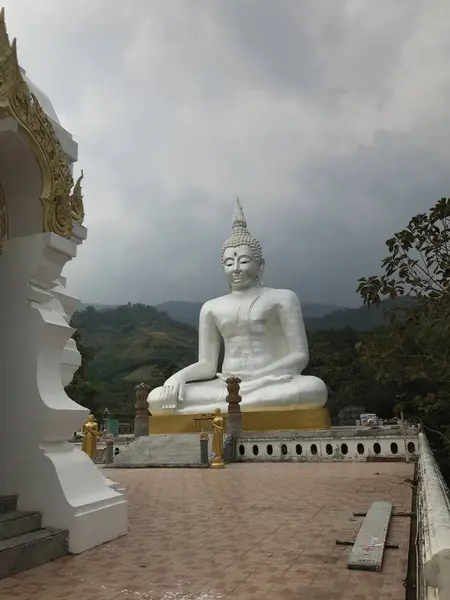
148, 407, 331, 434
210, 457, 225, 469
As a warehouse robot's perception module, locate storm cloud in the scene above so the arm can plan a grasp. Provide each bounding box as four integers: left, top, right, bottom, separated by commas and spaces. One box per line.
3, 0, 450, 307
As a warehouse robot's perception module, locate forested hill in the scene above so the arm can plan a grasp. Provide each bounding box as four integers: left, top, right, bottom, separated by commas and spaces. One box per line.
155, 300, 344, 327
305, 303, 388, 332
155, 300, 388, 332
70, 304, 393, 421
80, 300, 388, 331
69, 300, 389, 418
70, 304, 199, 416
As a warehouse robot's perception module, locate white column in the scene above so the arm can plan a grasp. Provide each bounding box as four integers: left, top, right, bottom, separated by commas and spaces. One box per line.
52, 224, 86, 388
0, 231, 128, 553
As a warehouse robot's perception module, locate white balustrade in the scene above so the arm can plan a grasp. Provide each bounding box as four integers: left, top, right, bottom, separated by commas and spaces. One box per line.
418, 432, 450, 599
235, 428, 418, 462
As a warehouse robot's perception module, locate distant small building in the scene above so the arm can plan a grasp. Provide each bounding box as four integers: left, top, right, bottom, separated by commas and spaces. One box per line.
338, 405, 366, 426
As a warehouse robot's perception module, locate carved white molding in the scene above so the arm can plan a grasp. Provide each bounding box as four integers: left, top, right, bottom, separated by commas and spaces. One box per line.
418, 432, 450, 598
0, 232, 127, 553
53, 275, 82, 388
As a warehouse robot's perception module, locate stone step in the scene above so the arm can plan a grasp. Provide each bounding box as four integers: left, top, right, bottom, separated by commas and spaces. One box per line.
113, 433, 213, 468
0, 495, 17, 514
0, 528, 68, 579
0, 511, 42, 541
348, 501, 393, 572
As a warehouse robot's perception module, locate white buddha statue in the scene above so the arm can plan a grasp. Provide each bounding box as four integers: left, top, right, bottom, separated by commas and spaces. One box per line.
148, 200, 327, 415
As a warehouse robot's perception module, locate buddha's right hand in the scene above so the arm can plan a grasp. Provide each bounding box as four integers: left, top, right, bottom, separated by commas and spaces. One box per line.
160, 375, 186, 410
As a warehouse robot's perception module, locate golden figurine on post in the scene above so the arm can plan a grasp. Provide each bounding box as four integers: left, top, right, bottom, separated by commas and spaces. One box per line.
210, 408, 225, 469
82, 414, 99, 460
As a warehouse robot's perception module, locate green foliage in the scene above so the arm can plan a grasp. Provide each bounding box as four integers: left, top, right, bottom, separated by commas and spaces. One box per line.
307, 328, 397, 420
305, 300, 396, 332
68, 292, 411, 431
65, 329, 101, 420
356, 197, 450, 477
157, 299, 393, 332
357, 197, 450, 304
69, 303, 197, 419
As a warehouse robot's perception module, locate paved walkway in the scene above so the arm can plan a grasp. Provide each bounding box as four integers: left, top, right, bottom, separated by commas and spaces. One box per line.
0, 463, 413, 600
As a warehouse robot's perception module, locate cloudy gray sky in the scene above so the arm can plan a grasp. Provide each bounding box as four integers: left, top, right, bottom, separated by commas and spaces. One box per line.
4, 0, 450, 308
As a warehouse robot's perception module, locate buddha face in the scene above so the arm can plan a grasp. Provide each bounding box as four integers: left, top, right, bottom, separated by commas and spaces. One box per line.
223, 245, 263, 291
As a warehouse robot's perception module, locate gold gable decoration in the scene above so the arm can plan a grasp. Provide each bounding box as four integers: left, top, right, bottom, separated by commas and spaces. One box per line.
0, 8, 85, 238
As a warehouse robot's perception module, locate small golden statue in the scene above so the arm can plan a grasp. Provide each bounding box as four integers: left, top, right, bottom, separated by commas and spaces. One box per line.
210, 408, 225, 469
82, 414, 99, 460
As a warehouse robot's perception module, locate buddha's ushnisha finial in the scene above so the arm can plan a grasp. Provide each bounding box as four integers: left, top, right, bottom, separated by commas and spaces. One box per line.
221, 198, 263, 264
232, 197, 246, 229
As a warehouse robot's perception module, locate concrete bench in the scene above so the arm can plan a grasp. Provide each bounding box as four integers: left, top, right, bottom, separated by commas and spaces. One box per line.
348, 501, 393, 572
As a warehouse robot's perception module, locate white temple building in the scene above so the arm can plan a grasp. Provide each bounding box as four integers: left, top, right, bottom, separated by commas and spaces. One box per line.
0, 8, 127, 561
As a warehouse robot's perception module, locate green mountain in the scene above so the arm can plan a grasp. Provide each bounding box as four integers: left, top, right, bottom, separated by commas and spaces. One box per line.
69, 300, 396, 423
69, 299, 389, 418
155, 300, 346, 328
156, 300, 386, 331
70, 304, 199, 416
155, 302, 205, 328
305, 304, 387, 332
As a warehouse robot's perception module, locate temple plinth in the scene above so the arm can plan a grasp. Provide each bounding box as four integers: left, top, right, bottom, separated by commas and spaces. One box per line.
148, 408, 330, 434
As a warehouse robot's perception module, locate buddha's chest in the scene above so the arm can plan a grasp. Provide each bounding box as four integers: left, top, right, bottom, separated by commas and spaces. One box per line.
213, 295, 277, 339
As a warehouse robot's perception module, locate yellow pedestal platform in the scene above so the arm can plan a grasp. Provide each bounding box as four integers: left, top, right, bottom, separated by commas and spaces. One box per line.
148, 407, 331, 434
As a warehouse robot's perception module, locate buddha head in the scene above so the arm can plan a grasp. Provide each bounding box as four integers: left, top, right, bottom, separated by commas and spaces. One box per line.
221, 199, 264, 291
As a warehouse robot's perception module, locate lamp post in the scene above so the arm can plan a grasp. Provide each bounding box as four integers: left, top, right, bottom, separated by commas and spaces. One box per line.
396, 395, 410, 463
103, 407, 110, 433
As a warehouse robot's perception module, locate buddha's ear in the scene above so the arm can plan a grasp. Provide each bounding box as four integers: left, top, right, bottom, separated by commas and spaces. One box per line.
258, 259, 265, 286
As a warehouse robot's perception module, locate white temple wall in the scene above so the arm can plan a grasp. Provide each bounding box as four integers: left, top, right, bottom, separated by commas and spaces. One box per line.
0, 108, 128, 554
0, 122, 43, 237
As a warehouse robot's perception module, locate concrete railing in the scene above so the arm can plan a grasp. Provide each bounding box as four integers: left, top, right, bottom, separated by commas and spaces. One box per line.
70, 437, 132, 464
235, 427, 419, 462
418, 432, 450, 599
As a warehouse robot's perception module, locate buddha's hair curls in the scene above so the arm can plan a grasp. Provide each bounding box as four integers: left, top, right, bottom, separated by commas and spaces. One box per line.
221, 199, 264, 264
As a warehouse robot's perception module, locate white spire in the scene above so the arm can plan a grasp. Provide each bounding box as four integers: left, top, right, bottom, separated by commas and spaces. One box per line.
232, 197, 246, 229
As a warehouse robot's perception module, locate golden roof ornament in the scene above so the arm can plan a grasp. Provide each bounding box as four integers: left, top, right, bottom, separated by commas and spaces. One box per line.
70, 170, 85, 224
0, 8, 85, 238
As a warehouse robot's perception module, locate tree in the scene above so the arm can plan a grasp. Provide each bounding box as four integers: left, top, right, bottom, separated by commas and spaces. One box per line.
307, 328, 397, 421
356, 197, 450, 474
65, 330, 101, 419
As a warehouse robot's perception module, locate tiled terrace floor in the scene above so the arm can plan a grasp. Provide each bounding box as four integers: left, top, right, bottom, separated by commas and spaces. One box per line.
0, 462, 414, 600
